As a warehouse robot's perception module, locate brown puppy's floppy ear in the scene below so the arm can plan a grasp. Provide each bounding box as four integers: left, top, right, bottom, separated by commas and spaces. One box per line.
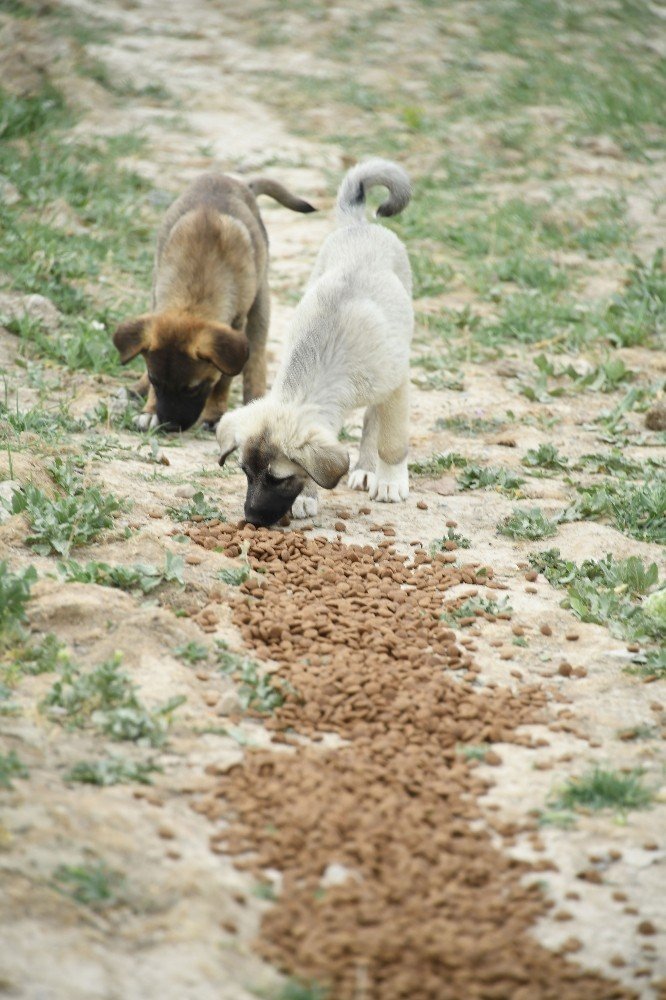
289, 427, 350, 489
216, 411, 240, 467
197, 323, 249, 376
113, 316, 151, 364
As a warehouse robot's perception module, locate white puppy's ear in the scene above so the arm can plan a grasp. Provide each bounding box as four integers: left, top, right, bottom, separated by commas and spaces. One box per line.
216, 412, 240, 467
290, 427, 350, 489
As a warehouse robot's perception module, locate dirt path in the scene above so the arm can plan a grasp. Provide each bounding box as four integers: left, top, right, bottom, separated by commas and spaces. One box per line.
0, 1, 664, 998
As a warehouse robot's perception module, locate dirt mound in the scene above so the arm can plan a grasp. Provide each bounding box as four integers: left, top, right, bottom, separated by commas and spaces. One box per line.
185, 521, 634, 1000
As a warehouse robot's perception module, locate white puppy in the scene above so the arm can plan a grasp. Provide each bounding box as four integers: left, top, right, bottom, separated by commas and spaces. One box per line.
216, 158, 414, 527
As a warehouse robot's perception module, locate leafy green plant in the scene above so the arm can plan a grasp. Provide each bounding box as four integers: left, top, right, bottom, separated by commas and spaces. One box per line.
522, 444, 569, 471
551, 768, 652, 813
562, 478, 666, 543
173, 641, 209, 664
498, 508, 559, 540
601, 251, 665, 347
42, 653, 185, 746
65, 757, 160, 786
276, 981, 328, 1000
430, 527, 471, 552
216, 642, 288, 713
53, 861, 126, 909
457, 464, 524, 492
529, 549, 663, 643
218, 565, 251, 586
0, 750, 29, 789
434, 415, 506, 436
166, 491, 222, 523
441, 596, 511, 626
0, 561, 37, 632
58, 552, 184, 594
7, 466, 124, 556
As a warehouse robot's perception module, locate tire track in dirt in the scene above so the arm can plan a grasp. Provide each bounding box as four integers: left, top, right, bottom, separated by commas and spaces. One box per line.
186, 519, 635, 1000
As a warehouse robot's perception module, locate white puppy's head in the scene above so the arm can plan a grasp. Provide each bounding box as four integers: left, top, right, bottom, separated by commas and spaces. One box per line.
216, 399, 349, 526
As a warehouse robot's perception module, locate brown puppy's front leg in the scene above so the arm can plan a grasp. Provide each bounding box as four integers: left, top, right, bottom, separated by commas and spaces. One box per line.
242, 284, 269, 403
200, 376, 232, 429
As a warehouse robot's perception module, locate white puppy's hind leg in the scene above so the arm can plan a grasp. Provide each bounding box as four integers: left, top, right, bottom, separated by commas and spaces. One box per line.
369, 380, 410, 503
291, 480, 319, 519
348, 405, 378, 494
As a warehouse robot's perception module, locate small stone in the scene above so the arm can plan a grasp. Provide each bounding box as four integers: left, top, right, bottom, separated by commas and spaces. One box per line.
525, 585, 537, 594
446, 520, 457, 528
175, 484, 197, 499
645, 404, 666, 431
204, 691, 219, 706
572, 666, 587, 678
218, 691, 242, 715
148, 509, 163, 519
484, 751, 502, 766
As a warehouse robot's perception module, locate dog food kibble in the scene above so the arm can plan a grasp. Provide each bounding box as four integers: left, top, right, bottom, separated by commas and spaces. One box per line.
334, 521, 347, 532
540, 624, 553, 636
181, 519, 634, 1000
416, 500, 428, 510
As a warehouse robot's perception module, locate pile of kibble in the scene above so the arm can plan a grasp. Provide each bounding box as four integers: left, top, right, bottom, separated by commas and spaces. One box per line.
186, 521, 633, 1000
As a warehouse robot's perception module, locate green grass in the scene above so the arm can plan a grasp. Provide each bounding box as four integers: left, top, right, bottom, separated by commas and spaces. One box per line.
498, 508, 559, 540
53, 861, 126, 909
0, 750, 29, 789
562, 477, 666, 543
58, 553, 184, 594
65, 757, 161, 786
218, 565, 251, 586
42, 653, 185, 746
408, 452, 468, 476
430, 527, 471, 553
551, 768, 653, 813
434, 415, 507, 437
275, 982, 327, 1000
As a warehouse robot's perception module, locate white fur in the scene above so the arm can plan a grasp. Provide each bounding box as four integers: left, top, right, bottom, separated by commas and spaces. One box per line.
217, 158, 414, 513
135, 412, 159, 432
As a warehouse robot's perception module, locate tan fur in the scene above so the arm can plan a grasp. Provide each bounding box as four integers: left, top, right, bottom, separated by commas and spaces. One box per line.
114, 171, 315, 429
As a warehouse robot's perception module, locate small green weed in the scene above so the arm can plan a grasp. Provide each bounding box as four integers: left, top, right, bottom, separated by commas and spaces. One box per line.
216, 642, 288, 713
434, 415, 506, 436
58, 552, 184, 594
562, 478, 666, 543
218, 565, 251, 586
408, 452, 468, 476
457, 464, 525, 492
625, 648, 666, 680
519, 354, 634, 402
166, 491, 222, 523
430, 527, 471, 553
600, 251, 665, 348
276, 981, 327, 1000
456, 744, 490, 762
0, 750, 29, 789
65, 757, 160, 786
173, 641, 209, 665
551, 768, 652, 813
0, 561, 37, 633
42, 653, 185, 746
441, 596, 511, 626
53, 861, 126, 909
498, 508, 559, 540
522, 444, 569, 472
7, 462, 124, 555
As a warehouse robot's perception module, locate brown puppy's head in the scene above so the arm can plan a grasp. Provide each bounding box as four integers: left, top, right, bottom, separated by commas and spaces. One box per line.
217, 400, 349, 527
113, 313, 249, 431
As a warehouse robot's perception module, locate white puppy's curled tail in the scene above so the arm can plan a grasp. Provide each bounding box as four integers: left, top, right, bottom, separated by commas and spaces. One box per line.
336, 158, 411, 225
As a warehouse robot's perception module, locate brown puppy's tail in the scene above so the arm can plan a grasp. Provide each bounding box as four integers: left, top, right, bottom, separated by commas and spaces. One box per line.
248, 177, 316, 214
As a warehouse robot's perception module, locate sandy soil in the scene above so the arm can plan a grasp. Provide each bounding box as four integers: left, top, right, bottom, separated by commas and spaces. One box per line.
0, 1, 664, 998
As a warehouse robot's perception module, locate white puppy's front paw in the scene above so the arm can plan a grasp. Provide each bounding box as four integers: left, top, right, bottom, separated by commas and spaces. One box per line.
291, 494, 319, 519
348, 468, 377, 493
134, 412, 159, 432
369, 458, 409, 503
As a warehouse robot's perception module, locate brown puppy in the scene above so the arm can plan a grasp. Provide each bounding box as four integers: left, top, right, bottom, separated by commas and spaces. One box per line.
113, 172, 315, 431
